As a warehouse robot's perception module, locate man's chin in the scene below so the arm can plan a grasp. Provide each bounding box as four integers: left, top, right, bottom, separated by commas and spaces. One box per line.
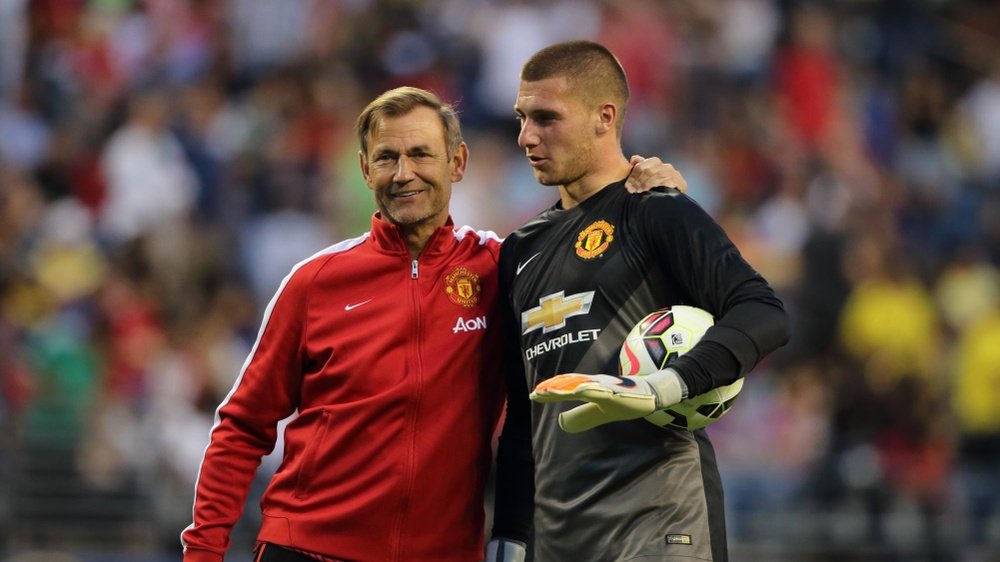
383, 209, 419, 226
533, 171, 562, 187
384, 207, 444, 229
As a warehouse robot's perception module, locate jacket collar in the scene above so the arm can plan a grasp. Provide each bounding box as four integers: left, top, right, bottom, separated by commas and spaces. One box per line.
369, 212, 457, 257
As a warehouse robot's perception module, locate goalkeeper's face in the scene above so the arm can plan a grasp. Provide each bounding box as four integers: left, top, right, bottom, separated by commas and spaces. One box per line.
360, 106, 468, 232
515, 76, 597, 189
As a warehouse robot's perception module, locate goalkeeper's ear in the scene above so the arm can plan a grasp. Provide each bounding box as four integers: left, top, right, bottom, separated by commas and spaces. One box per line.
485, 537, 527, 562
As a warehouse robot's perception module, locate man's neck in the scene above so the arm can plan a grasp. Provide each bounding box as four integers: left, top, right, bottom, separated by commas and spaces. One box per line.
401, 223, 437, 260
559, 156, 632, 209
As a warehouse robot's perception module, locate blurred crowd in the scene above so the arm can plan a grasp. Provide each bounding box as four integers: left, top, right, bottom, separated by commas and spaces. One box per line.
1, 0, 999, 560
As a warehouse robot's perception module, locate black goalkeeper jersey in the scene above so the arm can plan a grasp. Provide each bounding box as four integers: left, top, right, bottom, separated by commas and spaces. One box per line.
494, 180, 788, 562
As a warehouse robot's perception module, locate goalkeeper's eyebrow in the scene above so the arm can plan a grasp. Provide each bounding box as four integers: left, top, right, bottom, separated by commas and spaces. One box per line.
515, 108, 561, 122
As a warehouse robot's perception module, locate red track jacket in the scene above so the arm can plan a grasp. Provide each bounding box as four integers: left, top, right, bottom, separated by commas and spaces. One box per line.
182, 215, 506, 562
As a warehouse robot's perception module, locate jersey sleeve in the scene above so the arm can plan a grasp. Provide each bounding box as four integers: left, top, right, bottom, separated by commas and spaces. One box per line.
490, 239, 535, 545
638, 193, 790, 395
181, 262, 313, 561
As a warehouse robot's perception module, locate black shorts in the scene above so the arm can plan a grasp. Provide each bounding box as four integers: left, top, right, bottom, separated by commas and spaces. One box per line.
256, 543, 344, 562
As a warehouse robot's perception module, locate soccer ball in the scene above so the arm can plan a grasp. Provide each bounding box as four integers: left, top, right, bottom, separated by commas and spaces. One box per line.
619, 305, 743, 431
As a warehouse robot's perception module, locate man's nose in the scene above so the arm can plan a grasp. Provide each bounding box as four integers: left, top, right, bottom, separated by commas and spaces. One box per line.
518, 122, 537, 149
393, 155, 415, 182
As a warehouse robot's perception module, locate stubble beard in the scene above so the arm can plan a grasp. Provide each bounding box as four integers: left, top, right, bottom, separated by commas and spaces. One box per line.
381, 187, 450, 231
384, 203, 435, 228
535, 155, 588, 189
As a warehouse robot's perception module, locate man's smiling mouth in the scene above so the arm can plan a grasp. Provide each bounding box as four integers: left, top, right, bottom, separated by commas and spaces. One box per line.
393, 189, 423, 198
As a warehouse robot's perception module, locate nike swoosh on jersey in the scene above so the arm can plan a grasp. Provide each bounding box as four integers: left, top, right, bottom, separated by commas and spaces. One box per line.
516, 252, 542, 275
344, 299, 373, 311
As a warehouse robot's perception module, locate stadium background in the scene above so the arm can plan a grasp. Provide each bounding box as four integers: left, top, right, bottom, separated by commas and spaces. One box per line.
1, 0, 999, 560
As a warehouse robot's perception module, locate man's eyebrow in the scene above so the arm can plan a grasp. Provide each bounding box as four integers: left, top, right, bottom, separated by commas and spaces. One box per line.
526, 108, 559, 119
371, 146, 398, 157
371, 144, 438, 158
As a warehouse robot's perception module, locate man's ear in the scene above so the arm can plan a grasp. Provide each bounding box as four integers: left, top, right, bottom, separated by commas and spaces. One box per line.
596, 102, 617, 135
359, 151, 372, 189
450, 142, 469, 182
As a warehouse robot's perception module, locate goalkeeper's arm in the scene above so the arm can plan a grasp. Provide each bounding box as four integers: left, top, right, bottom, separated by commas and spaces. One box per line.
673, 290, 790, 396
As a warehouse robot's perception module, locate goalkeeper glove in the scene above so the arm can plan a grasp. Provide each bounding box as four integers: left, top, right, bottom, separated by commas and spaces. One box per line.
484, 538, 527, 562
529, 369, 687, 433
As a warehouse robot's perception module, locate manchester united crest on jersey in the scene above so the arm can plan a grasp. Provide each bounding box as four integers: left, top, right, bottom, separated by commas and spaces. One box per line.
445, 266, 481, 307
575, 220, 615, 259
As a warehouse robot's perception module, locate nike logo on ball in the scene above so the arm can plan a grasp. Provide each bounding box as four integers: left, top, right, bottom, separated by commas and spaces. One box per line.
516, 252, 542, 275
344, 299, 373, 311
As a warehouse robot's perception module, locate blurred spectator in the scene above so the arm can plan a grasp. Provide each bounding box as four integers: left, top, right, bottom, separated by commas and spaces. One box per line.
774, 4, 842, 155
952, 306, 1000, 551
599, 0, 677, 150
98, 86, 197, 245
227, 0, 316, 73
241, 207, 333, 305
961, 60, 1000, 183
0, 85, 50, 170
935, 248, 1000, 334
716, 0, 780, 80
941, 253, 1000, 552
711, 361, 829, 542
472, 0, 599, 122
20, 310, 98, 449
834, 230, 951, 554
0, 0, 28, 100
839, 234, 941, 390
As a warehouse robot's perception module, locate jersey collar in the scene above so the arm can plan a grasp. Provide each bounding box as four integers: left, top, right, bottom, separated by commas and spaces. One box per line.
369, 212, 457, 256
548, 178, 626, 216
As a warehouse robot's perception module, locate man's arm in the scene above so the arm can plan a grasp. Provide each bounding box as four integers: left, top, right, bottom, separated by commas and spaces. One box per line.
180, 266, 309, 562
488, 242, 535, 559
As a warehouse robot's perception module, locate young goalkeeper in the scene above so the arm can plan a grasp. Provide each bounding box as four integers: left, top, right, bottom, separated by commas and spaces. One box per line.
490, 41, 790, 562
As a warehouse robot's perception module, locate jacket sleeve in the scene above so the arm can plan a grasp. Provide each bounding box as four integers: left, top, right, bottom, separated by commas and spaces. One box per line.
640, 192, 790, 396
490, 240, 535, 545
180, 263, 311, 561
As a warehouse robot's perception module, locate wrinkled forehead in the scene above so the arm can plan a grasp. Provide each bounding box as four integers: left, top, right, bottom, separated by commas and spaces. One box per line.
367, 106, 448, 152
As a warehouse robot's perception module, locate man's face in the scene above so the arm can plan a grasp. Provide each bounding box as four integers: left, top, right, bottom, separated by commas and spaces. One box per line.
515, 76, 596, 187
360, 106, 467, 230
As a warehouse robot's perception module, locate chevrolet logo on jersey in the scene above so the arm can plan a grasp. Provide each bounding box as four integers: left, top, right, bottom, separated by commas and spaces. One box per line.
521, 290, 595, 334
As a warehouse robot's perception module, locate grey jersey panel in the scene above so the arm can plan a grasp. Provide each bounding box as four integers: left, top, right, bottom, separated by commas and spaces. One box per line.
530, 398, 717, 561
